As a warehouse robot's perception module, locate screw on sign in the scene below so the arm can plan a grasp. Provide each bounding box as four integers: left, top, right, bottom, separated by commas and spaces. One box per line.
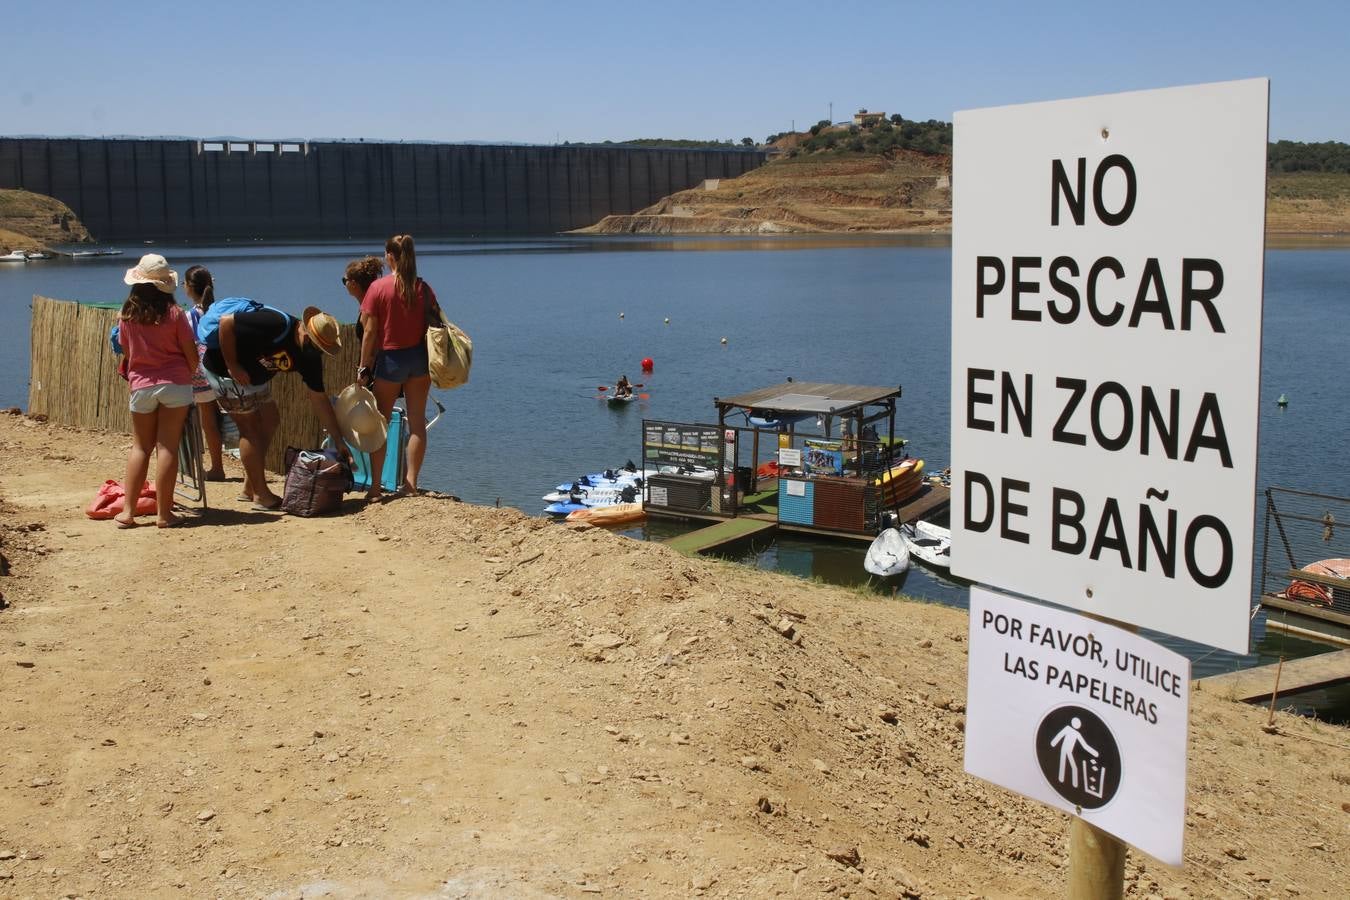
1036, 706, 1121, 810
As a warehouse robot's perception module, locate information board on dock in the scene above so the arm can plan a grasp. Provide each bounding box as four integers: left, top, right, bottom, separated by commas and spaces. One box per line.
949, 79, 1269, 653
643, 421, 721, 469
965, 587, 1190, 866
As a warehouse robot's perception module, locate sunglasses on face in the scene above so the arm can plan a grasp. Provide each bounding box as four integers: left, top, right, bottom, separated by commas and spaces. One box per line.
341, 276, 349, 286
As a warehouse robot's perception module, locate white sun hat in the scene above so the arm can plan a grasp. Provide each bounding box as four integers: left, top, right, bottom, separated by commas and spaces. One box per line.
123, 253, 178, 293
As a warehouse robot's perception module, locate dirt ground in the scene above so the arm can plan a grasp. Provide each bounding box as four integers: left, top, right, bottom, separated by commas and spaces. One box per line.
0, 412, 1346, 899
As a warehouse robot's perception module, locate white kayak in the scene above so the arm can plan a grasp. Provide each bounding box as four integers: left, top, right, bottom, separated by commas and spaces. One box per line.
654, 464, 717, 481
901, 521, 951, 570
864, 528, 910, 576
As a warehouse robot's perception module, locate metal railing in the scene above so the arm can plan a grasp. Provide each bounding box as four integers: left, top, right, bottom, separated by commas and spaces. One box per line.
1259, 487, 1350, 612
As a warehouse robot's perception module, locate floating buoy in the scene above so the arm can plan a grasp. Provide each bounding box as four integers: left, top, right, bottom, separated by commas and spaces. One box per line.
720, 337, 728, 344
619, 312, 625, 318
664, 318, 670, 324
1277, 394, 1288, 407
641, 357, 654, 371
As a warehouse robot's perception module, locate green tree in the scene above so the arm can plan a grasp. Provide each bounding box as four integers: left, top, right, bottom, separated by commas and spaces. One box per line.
741, 137, 755, 147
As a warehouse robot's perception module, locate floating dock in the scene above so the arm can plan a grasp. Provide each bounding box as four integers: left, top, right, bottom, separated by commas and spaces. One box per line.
665, 484, 950, 557
1195, 649, 1350, 703
665, 518, 778, 556
1261, 594, 1350, 647
644, 381, 951, 550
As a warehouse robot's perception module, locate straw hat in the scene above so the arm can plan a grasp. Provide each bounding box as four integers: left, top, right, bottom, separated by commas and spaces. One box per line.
302, 306, 342, 355
123, 253, 178, 293
334, 385, 387, 452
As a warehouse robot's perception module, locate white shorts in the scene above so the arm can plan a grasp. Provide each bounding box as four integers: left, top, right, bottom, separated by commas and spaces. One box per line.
129, 383, 194, 414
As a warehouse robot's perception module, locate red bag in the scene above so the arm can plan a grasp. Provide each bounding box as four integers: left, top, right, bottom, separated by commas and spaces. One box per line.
86, 480, 157, 520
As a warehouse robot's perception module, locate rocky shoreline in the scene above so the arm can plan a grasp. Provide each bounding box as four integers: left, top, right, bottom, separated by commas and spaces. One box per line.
0, 189, 92, 253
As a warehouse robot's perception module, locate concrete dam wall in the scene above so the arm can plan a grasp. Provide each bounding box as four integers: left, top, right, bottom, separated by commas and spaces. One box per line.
0, 138, 767, 241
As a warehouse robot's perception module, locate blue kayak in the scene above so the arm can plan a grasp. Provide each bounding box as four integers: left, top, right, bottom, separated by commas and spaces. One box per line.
544, 500, 589, 515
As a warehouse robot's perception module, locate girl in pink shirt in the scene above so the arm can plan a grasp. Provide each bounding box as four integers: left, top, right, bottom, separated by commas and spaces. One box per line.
115, 254, 199, 528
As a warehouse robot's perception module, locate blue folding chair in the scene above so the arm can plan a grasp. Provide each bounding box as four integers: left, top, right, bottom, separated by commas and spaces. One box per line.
340, 397, 444, 493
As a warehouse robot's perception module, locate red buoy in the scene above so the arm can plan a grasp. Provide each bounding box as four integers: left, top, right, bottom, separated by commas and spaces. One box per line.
641, 357, 654, 372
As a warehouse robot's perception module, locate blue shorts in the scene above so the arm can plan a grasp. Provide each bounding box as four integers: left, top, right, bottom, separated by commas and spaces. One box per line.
375, 344, 429, 383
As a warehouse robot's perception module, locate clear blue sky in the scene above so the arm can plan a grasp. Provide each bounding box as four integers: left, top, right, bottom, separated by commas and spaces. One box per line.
5, 0, 1346, 144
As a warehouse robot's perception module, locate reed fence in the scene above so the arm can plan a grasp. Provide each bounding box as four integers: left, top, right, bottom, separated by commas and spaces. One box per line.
29, 295, 362, 473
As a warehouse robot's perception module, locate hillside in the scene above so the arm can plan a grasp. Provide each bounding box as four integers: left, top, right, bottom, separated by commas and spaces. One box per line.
577, 150, 951, 235
579, 149, 1350, 237
1266, 171, 1350, 233
0, 412, 1346, 897
0, 189, 92, 251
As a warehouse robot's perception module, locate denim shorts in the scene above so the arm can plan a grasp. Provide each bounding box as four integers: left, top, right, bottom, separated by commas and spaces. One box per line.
129, 383, 193, 413
202, 368, 274, 415
375, 343, 429, 383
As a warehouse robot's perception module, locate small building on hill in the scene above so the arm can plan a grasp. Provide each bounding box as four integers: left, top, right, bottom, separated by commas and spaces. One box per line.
853, 109, 886, 128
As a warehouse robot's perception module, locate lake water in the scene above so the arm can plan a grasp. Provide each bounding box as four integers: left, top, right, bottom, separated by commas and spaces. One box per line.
2, 236, 1347, 718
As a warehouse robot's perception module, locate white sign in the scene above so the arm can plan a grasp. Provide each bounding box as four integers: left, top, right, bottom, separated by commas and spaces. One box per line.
950, 79, 1268, 653
648, 486, 668, 507
965, 587, 1190, 866
779, 447, 802, 467
785, 479, 806, 497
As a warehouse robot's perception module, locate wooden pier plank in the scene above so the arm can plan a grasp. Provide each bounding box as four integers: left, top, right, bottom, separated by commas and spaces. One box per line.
665, 518, 778, 557
896, 484, 950, 524
1195, 649, 1350, 703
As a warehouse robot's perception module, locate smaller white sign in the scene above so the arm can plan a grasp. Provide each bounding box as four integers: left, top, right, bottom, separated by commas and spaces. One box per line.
785, 480, 806, 497
965, 587, 1190, 866
648, 486, 668, 507
779, 448, 802, 467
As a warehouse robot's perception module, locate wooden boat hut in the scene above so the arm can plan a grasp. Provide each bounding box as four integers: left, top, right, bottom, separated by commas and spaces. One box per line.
642, 381, 948, 539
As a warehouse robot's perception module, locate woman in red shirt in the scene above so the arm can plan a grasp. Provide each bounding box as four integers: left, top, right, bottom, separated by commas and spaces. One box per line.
115, 254, 199, 528
357, 234, 436, 501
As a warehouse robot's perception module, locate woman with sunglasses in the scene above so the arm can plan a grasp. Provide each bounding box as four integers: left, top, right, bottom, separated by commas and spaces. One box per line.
342, 255, 384, 336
